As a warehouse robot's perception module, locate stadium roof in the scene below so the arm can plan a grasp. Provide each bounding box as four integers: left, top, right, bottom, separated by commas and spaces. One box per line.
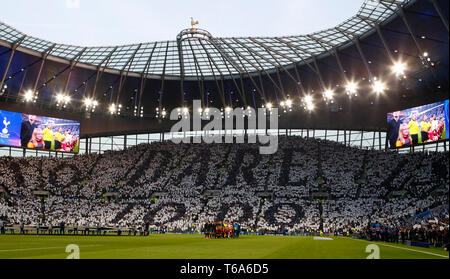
0, 0, 414, 80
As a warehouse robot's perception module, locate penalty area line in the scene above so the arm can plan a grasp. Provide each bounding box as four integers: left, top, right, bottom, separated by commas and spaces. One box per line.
346, 237, 449, 258
0, 245, 103, 252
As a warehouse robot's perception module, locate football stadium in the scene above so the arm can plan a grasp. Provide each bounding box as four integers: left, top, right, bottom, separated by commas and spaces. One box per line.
0, 0, 449, 267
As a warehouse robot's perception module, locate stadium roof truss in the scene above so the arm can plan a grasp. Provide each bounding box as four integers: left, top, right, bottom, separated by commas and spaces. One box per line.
0, 0, 415, 80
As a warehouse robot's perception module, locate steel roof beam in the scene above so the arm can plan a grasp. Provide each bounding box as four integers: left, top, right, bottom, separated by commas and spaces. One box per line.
197, 41, 224, 78
121, 44, 142, 72
97, 47, 118, 68
32, 44, 56, 95
197, 40, 226, 106
248, 38, 302, 85
332, 48, 349, 85
233, 38, 282, 70
354, 38, 374, 81
429, 0, 449, 32
357, 15, 395, 63
396, 5, 426, 57
312, 57, 326, 91
177, 40, 186, 106
357, 14, 382, 24
309, 33, 349, 88
210, 39, 244, 74
378, 0, 406, 6
249, 38, 299, 64
292, 64, 307, 100
92, 47, 118, 100
187, 40, 206, 106
35, 47, 86, 98
207, 39, 248, 105
274, 37, 319, 75
335, 27, 358, 39
159, 41, 170, 110
231, 38, 284, 94
216, 39, 266, 101
116, 44, 142, 104
232, 52, 264, 104
307, 35, 338, 48
0, 36, 25, 94
307, 35, 349, 84
376, 1, 424, 56
374, 24, 395, 63
216, 39, 262, 72
70, 71, 97, 98
36, 65, 71, 92
204, 52, 226, 107
217, 40, 268, 104
63, 47, 87, 94
275, 37, 329, 96
138, 43, 157, 115
335, 27, 374, 81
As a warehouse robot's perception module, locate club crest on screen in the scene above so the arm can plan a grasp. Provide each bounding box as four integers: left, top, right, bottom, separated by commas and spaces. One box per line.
1, 117, 10, 138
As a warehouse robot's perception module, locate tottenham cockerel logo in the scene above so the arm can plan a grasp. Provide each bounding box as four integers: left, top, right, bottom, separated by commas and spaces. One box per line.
1, 117, 10, 135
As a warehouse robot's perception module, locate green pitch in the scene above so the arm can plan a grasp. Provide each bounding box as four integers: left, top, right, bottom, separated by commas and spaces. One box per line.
0, 234, 448, 259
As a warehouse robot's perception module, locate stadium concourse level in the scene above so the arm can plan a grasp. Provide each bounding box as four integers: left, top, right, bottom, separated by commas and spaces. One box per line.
0, 136, 448, 246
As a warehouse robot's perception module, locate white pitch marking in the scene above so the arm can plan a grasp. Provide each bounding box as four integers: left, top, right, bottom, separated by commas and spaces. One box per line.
0, 245, 103, 252
347, 237, 449, 259
314, 237, 334, 240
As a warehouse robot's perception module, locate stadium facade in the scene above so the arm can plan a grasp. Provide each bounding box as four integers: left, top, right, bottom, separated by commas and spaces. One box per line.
0, 0, 448, 157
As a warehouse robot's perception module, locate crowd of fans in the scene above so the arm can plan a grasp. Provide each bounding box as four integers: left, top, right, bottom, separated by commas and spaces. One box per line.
0, 136, 448, 247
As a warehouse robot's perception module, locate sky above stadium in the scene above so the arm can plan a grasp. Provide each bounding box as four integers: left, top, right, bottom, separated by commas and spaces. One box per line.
2, 0, 363, 46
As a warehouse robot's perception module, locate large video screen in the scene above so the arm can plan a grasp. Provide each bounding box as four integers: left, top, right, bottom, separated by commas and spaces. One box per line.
0, 109, 80, 153
387, 100, 449, 149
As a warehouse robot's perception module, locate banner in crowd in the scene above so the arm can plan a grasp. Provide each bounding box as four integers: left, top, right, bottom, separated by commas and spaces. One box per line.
386, 100, 448, 149
0, 109, 80, 153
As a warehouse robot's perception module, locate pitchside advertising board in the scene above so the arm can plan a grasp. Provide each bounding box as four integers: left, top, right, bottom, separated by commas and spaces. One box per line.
387, 99, 449, 149
0, 109, 80, 153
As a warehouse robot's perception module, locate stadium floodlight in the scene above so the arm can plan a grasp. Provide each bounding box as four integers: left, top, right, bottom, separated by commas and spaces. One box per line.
55, 93, 71, 106
281, 99, 292, 108
84, 98, 98, 109
303, 95, 315, 111
84, 98, 93, 107
323, 89, 334, 100
64, 95, 71, 104
0, 84, 6, 96
24, 90, 34, 102
304, 95, 313, 105
56, 93, 64, 103
345, 81, 358, 96
391, 61, 407, 76
109, 104, 117, 114
372, 80, 386, 94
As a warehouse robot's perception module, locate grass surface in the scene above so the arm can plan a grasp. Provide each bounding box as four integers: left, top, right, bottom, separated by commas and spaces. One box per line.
0, 234, 448, 259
